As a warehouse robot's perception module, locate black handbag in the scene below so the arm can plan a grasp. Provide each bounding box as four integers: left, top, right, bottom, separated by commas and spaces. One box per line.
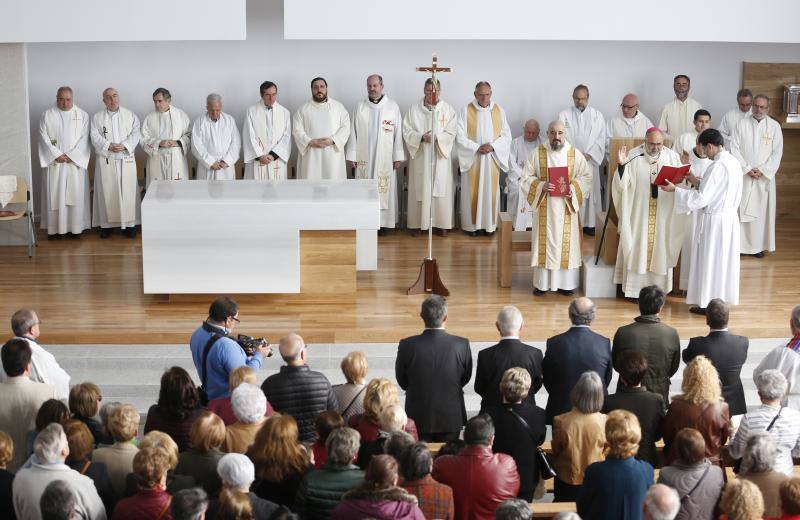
197, 332, 222, 406
507, 406, 556, 480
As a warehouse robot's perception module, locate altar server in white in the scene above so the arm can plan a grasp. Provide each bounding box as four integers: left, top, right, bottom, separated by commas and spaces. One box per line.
456, 81, 511, 235
90, 88, 141, 238
678, 136, 713, 292
607, 94, 654, 143
662, 129, 742, 312
507, 119, 543, 230
293, 77, 350, 180
672, 109, 711, 157
242, 81, 292, 180
346, 74, 405, 231
731, 94, 783, 257
403, 78, 457, 235
192, 93, 241, 181
37, 86, 91, 237
141, 87, 191, 187
719, 89, 753, 148
658, 75, 703, 141
558, 84, 606, 235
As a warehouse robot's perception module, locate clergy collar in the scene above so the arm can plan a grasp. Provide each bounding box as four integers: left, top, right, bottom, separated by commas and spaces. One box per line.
106, 108, 120, 115
263, 103, 274, 110
369, 95, 384, 105
573, 105, 586, 113
472, 100, 492, 110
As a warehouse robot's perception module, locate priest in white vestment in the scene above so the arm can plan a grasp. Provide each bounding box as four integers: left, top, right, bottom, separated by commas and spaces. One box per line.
612, 128, 688, 297
507, 119, 542, 230
607, 94, 654, 143
558, 85, 606, 234
663, 129, 742, 311
754, 309, 800, 410
678, 137, 713, 291
346, 74, 405, 230
658, 75, 703, 142
403, 78, 457, 235
293, 77, 350, 180
37, 86, 91, 237
141, 87, 191, 187
719, 89, 753, 148
672, 109, 711, 157
90, 88, 141, 238
730, 95, 784, 257
456, 81, 511, 234
242, 81, 292, 180
191, 93, 241, 181
519, 121, 591, 294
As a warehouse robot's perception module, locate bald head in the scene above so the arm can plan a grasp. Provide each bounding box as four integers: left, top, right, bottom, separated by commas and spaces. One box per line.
621, 93, 640, 119
547, 121, 566, 150
523, 119, 540, 142
279, 333, 306, 365
568, 297, 596, 326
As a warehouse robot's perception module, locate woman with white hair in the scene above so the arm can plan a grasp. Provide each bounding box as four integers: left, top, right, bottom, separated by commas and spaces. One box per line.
206, 453, 281, 519
737, 432, 789, 518
223, 383, 268, 454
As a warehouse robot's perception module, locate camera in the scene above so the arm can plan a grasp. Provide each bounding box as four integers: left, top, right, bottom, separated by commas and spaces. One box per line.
236, 334, 271, 356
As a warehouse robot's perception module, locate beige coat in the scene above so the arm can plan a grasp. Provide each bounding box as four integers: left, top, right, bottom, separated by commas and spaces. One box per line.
224, 420, 265, 454
93, 442, 139, 497
551, 410, 607, 485
0, 376, 56, 471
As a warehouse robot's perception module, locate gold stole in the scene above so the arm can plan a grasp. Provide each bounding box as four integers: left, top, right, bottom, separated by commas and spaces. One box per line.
647, 160, 659, 267
466, 104, 501, 224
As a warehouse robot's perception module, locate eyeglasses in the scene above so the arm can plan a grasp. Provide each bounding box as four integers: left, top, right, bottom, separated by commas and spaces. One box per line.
621, 104, 639, 110
230, 316, 240, 323
753, 104, 769, 110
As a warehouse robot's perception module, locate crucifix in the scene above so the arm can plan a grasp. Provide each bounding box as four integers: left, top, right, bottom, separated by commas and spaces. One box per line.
407, 54, 452, 297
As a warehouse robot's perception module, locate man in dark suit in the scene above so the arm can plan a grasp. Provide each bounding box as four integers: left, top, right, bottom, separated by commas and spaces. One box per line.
542, 297, 612, 424
682, 298, 749, 416
474, 306, 543, 412
395, 295, 472, 442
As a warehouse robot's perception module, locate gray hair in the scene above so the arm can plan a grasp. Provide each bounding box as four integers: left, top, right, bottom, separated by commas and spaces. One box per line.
367, 74, 383, 86
326, 427, 360, 465
754, 94, 771, 106
475, 81, 492, 91
792, 305, 800, 331
571, 371, 604, 413
11, 309, 37, 337
742, 431, 776, 474
737, 88, 753, 100
756, 369, 788, 401
34, 423, 68, 464
230, 383, 266, 423
206, 93, 222, 105
643, 484, 680, 520
217, 453, 255, 490
39, 480, 76, 520
171, 488, 209, 520
379, 404, 408, 432
495, 498, 532, 520
568, 298, 596, 326
99, 401, 122, 429
421, 295, 447, 328
497, 306, 523, 336
56, 86, 73, 96
384, 430, 415, 461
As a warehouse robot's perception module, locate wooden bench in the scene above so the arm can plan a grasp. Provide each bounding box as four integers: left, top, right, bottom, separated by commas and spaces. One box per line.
530, 502, 576, 519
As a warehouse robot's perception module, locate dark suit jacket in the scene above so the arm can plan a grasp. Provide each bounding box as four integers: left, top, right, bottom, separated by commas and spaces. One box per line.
602, 385, 665, 466
683, 330, 749, 416
474, 339, 543, 411
395, 329, 472, 435
542, 327, 613, 424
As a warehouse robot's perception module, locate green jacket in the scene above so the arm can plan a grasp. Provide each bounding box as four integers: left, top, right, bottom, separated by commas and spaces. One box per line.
295, 463, 365, 520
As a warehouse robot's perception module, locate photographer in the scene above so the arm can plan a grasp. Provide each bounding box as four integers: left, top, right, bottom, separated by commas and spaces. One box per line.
190, 297, 272, 402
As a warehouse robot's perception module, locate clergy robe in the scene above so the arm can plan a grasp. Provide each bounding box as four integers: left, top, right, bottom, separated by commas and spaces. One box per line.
754, 340, 800, 410
612, 146, 688, 297
679, 148, 713, 291
456, 100, 511, 233
672, 130, 698, 157
558, 106, 606, 228
606, 110, 653, 154
191, 112, 241, 180
37, 105, 91, 235
141, 106, 191, 187
345, 96, 405, 228
658, 97, 702, 142
293, 98, 350, 180
674, 150, 742, 307
520, 141, 591, 291
731, 115, 783, 255
719, 108, 751, 148
507, 134, 543, 230
90, 107, 141, 229
403, 98, 457, 231
242, 101, 291, 180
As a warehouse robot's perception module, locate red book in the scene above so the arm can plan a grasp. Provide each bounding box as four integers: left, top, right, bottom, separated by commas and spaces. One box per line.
653, 164, 691, 186
547, 167, 571, 197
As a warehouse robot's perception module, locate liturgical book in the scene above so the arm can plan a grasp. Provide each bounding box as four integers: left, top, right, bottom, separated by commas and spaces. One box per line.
653, 164, 691, 186
547, 167, 571, 197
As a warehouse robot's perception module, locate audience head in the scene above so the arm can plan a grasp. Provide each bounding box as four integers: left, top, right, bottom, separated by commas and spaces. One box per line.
643, 483, 680, 520
792, 305, 800, 335
673, 428, 706, 466
99, 401, 121, 433
568, 297, 596, 326
1, 338, 32, 377
278, 333, 306, 366
741, 431, 776, 474
190, 411, 226, 453
107, 403, 140, 443
618, 350, 648, 388
500, 367, 531, 404
68, 382, 102, 419
571, 371, 604, 414
379, 404, 408, 433
399, 442, 433, 482
496, 306, 524, 337
141, 430, 179, 470
706, 299, 729, 330
780, 478, 800, 516
63, 419, 94, 463
605, 409, 641, 459
363, 378, 399, 422
228, 366, 257, 393
384, 431, 415, 461
364, 454, 399, 489
231, 383, 267, 424
218, 489, 254, 520
680, 355, 722, 405
421, 295, 447, 328
157, 366, 200, 421
326, 426, 360, 466
0, 430, 13, 469
464, 414, 494, 446
720, 479, 764, 520
638, 285, 665, 315
36, 399, 70, 432
340, 351, 368, 385
34, 423, 69, 464
217, 453, 256, 491
248, 414, 308, 482
315, 411, 345, 444
172, 488, 209, 520
756, 368, 788, 403
208, 296, 238, 325
133, 445, 171, 489
436, 439, 466, 458
40, 480, 76, 520
495, 498, 532, 520
11, 309, 41, 338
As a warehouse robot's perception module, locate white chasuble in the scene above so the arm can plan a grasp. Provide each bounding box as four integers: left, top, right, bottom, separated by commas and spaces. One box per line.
657, 97, 702, 142
293, 98, 350, 180
508, 135, 543, 230
37, 105, 91, 234
191, 112, 241, 180
719, 108, 751, 148
607, 111, 654, 140
519, 142, 591, 291
141, 107, 191, 187
345, 96, 405, 227
403, 99, 457, 230
558, 106, 606, 228
456, 101, 511, 232
674, 150, 742, 307
612, 146, 688, 297
90, 107, 141, 228
679, 149, 713, 291
243, 102, 291, 180
731, 115, 783, 254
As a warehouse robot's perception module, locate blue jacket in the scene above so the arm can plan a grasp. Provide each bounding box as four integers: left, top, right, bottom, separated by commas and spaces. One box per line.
577, 457, 654, 520
189, 322, 264, 400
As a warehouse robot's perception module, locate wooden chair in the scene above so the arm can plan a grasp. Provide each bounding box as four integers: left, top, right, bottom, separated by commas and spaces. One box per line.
0, 177, 37, 258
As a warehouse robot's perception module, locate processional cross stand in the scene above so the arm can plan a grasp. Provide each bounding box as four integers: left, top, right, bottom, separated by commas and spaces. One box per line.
407, 54, 451, 296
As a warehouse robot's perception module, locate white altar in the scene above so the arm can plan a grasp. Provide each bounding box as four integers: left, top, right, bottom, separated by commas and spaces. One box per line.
141, 179, 379, 294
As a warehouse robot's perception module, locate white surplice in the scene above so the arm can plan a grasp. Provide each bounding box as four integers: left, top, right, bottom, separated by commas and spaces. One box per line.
141, 107, 191, 187
731, 115, 784, 254
345, 96, 405, 228
507, 134, 543, 230
37, 105, 91, 235
719, 108, 751, 148
242, 101, 292, 180
672, 129, 699, 157
191, 112, 241, 180
293, 98, 350, 180
754, 341, 800, 410
90, 107, 141, 229
674, 150, 742, 307
679, 149, 713, 291
403, 98, 457, 230
558, 105, 606, 228
658, 97, 702, 142
456, 101, 511, 232
606, 110, 654, 153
